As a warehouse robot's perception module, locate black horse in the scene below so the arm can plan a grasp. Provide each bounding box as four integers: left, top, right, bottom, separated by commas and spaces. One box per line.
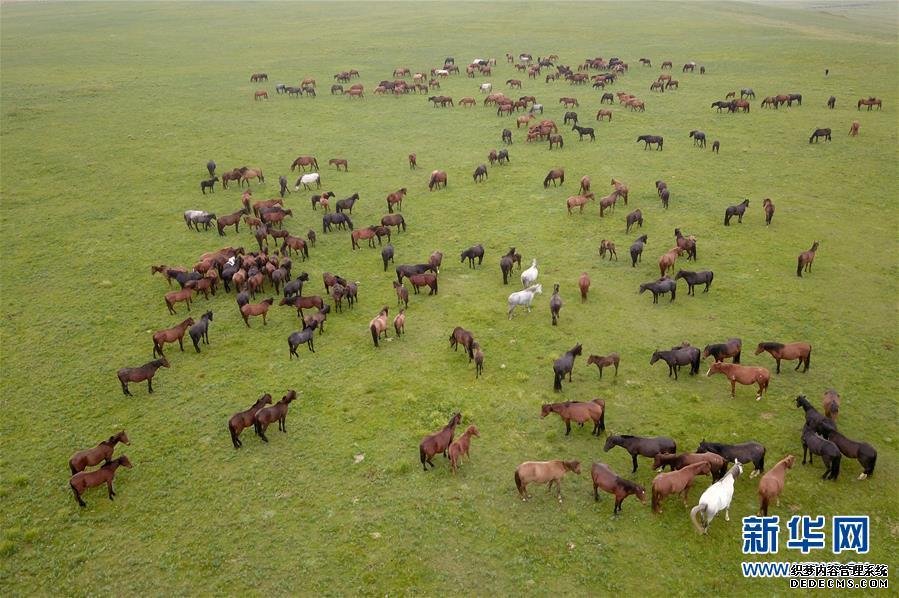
822, 427, 877, 479
460, 244, 485, 268
335, 193, 359, 213
711, 101, 731, 112
696, 440, 766, 476
322, 213, 353, 232
604, 435, 676, 473
689, 130, 706, 148
395, 263, 437, 284
636, 135, 663, 150
496, 149, 510, 164
552, 343, 582, 392
626, 209, 643, 233
499, 247, 520, 284
188, 311, 213, 352
629, 234, 647, 267
572, 124, 595, 141
502, 128, 512, 144
724, 199, 750, 225
206, 160, 216, 176
472, 164, 488, 182
827, 96, 836, 109
788, 93, 802, 106
809, 128, 831, 143
801, 424, 841, 480
650, 347, 699, 379
283, 272, 309, 298
674, 270, 713, 295
639, 277, 676, 303
200, 177, 219, 194
796, 395, 832, 434
563, 111, 578, 125
381, 244, 394, 272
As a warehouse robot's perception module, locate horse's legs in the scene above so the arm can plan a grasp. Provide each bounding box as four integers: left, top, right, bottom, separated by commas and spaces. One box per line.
594, 484, 599, 501
147, 377, 154, 394
565, 420, 571, 435
631, 453, 638, 473
107, 480, 115, 500
775, 359, 781, 374
71, 484, 86, 507
729, 379, 735, 398
120, 379, 131, 396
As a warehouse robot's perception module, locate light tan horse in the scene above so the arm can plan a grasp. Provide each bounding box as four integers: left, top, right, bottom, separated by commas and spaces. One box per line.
706, 361, 770, 400
515, 460, 581, 502
658, 246, 683, 277
757, 455, 795, 515
369, 306, 389, 347
651, 461, 711, 513
448, 425, 480, 474
393, 309, 405, 337
566, 193, 594, 214
849, 121, 860, 136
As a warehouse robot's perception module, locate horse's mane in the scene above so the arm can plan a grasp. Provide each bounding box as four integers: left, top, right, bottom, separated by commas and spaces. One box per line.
758, 342, 784, 350
618, 434, 635, 439
618, 477, 642, 492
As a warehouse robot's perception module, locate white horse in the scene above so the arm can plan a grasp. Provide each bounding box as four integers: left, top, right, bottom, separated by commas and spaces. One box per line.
508, 284, 542, 319
435, 69, 450, 77
690, 461, 743, 534
521, 259, 538, 288
294, 172, 321, 191
529, 103, 544, 114
480, 82, 492, 94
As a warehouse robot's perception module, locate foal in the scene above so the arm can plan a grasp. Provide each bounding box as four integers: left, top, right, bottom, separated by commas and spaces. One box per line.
757, 455, 794, 515
586, 353, 619, 379
448, 425, 479, 474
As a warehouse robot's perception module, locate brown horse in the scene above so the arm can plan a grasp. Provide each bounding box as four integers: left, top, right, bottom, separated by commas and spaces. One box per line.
408, 153, 417, 169
797, 241, 819, 277
757, 455, 795, 515
579, 175, 591, 194
823, 389, 840, 421
228, 394, 272, 448
164, 287, 195, 315
857, 97, 881, 110
702, 338, 742, 363
253, 390, 297, 442
473, 342, 484, 378
755, 342, 811, 373
152, 317, 195, 357
351, 227, 378, 250
652, 452, 727, 481
291, 156, 319, 172
449, 326, 476, 360
587, 353, 619, 379
69, 455, 133, 507
598, 190, 619, 216
386, 188, 407, 213
241, 298, 274, 326
254, 90, 268, 101
408, 273, 437, 295
448, 425, 479, 474
566, 193, 594, 214
578, 272, 590, 302
599, 240, 617, 261
428, 170, 447, 191
369, 306, 389, 347
329, 158, 348, 171
541, 399, 605, 436
69, 431, 130, 474
849, 120, 860, 136
515, 460, 581, 502
543, 168, 564, 188
596, 109, 612, 121
420, 412, 462, 470
658, 246, 683, 277
280, 295, 324, 318
117, 357, 169, 395
591, 462, 646, 514
762, 198, 775, 225
706, 362, 770, 400
239, 168, 264, 188
393, 309, 405, 337
651, 461, 711, 513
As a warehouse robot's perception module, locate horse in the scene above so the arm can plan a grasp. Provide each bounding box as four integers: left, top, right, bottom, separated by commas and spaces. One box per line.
184, 210, 216, 231
675, 270, 713, 295
496, 148, 509, 164
592, 462, 646, 514
639, 277, 676, 303
822, 427, 877, 480
408, 273, 437, 295
428, 170, 447, 191
380, 244, 395, 272
604, 435, 676, 473
447, 425, 479, 474
823, 389, 840, 421
541, 399, 605, 436
254, 390, 297, 442
250, 73, 268, 82
280, 295, 324, 319
571, 275, 588, 307
762, 198, 775, 225
697, 440, 765, 477
303, 305, 330, 336
254, 90, 268, 101
420, 412, 462, 471
857, 97, 881, 110
499, 250, 516, 285
460, 244, 484, 268
69, 455, 133, 507
650, 347, 700, 379
368, 306, 390, 347
673, 229, 696, 260
117, 357, 169, 396
755, 342, 811, 374
322, 213, 353, 233
637, 135, 663, 150
724, 199, 749, 225
151, 317, 195, 357
797, 241, 819, 277
625, 209, 643, 233
449, 327, 476, 361
392, 308, 405, 337
652, 452, 727, 481
515, 460, 581, 502
228, 394, 272, 448
508, 284, 542, 319
598, 190, 620, 217
549, 283, 563, 325
291, 156, 319, 172
295, 173, 321, 190
760, 96, 776, 109
335, 193, 359, 214
69, 431, 130, 474
652, 462, 711, 514
706, 362, 770, 400
350, 227, 377, 250
728, 99, 750, 112
566, 193, 594, 214
200, 176, 219, 195
629, 234, 648, 267
472, 164, 488, 182
572, 124, 595, 141
702, 338, 741, 363
712, 140, 720, 153
329, 158, 348, 172
826, 95, 836, 109
408, 153, 417, 169
288, 326, 316, 356
809, 128, 831, 143
689, 130, 706, 148
801, 424, 841, 480
515, 259, 537, 288
395, 263, 437, 284
658, 246, 683, 277
690, 461, 742, 534
386, 188, 407, 213
850, 120, 860, 136
548, 134, 564, 149
543, 168, 564, 187
757, 455, 795, 515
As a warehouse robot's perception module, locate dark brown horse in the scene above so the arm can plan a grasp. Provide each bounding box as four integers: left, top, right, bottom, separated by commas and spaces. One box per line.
386, 188, 407, 213
291, 156, 319, 171
152, 318, 194, 357
755, 342, 811, 373
652, 452, 727, 481
428, 170, 447, 191
587, 353, 619, 379
69, 431, 130, 474
702, 338, 742, 363
450, 326, 476, 360
604, 434, 676, 473
381, 213, 406, 232
591, 462, 646, 514
241, 298, 274, 327
762, 198, 775, 225
541, 399, 605, 436
543, 168, 564, 188
228, 394, 273, 448
69, 455, 133, 507
408, 273, 438, 295
253, 390, 297, 442
420, 412, 462, 470
797, 241, 819, 277
117, 357, 169, 395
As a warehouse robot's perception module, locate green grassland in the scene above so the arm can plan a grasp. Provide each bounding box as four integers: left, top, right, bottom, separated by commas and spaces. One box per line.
1, 1, 898, 595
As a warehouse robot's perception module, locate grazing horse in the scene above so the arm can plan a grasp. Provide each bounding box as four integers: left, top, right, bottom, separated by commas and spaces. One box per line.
797, 241, 819, 277
428, 170, 447, 191
515, 460, 581, 502
755, 342, 811, 373
639, 276, 676, 303
408, 273, 437, 295
757, 455, 794, 515
420, 412, 462, 471
566, 193, 594, 214
448, 425, 479, 474
549, 283, 563, 325
69, 455, 133, 507
637, 135, 663, 150
857, 97, 882, 110
592, 462, 646, 514
675, 270, 713, 295
563, 111, 578, 125
329, 158, 348, 171
151, 317, 195, 357
541, 399, 605, 435
291, 156, 319, 172
801, 424, 841, 480
697, 440, 765, 477
508, 284, 542, 319
827, 95, 836, 109
674, 229, 696, 260
69, 431, 130, 474
625, 209, 643, 233
368, 306, 390, 347
823, 389, 840, 421
706, 362, 770, 399
117, 357, 169, 396
823, 427, 877, 480
254, 90, 268, 101
724, 199, 749, 225
228, 394, 273, 448
689, 130, 706, 148
322, 213, 353, 232
579, 175, 591, 194
380, 244, 395, 272
543, 168, 564, 187
472, 164, 488, 182
587, 353, 619, 379
690, 461, 742, 534
658, 246, 683, 277
460, 244, 484, 268
254, 390, 297, 442
449, 326, 476, 360
653, 452, 727, 481
650, 347, 700, 379
702, 338, 742, 363
712, 140, 720, 153
629, 234, 647, 267
379, 214, 405, 233
809, 128, 831, 143
578, 272, 590, 302
850, 120, 860, 136
762, 198, 775, 225
295, 173, 321, 190
652, 462, 711, 514
604, 435, 676, 473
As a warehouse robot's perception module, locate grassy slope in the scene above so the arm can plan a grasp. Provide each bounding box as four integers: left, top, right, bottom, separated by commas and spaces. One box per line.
1, 1, 897, 595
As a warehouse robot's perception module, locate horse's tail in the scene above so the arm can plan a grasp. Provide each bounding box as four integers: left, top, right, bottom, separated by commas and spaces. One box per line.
419, 445, 426, 467
596, 399, 606, 432
514, 470, 525, 495
370, 324, 379, 347
734, 350, 741, 364
831, 454, 841, 479
805, 347, 811, 370
228, 422, 240, 448
553, 371, 563, 392
651, 489, 660, 513
796, 256, 803, 277
690, 503, 706, 534
759, 493, 769, 516
253, 419, 261, 437
467, 342, 474, 361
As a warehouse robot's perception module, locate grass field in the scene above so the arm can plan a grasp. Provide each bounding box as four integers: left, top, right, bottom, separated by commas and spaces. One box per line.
2, 1, 898, 595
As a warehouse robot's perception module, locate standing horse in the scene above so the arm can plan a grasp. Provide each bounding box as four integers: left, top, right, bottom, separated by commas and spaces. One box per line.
674, 270, 713, 295
460, 244, 485, 268
757, 455, 794, 515
658, 246, 683, 277
420, 412, 462, 470
636, 135, 663, 150
515, 460, 581, 502
625, 209, 643, 233
690, 461, 742, 534
823, 389, 840, 421
706, 362, 770, 400
369, 306, 390, 347
689, 130, 707, 148
697, 440, 765, 477
801, 424, 841, 480
587, 353, 619, 379
650, 347, 700, 379
152, 317, 195, 357
578, 272, 590, 301
702, 338, 741, 363
822, 427, 877, 480
755, 342, 811, 373
116, 357, 169, 395
552, 343, 582, 391
566, 193, 594, 214
69, 431, 131, 474
288, 326, 316, 356
386, 188, 407, 213
639, 277, 676, 303
797, 241, 819, 277
254, 390, 297, 442
69, 455, 133, 507
549, 283, 563, 325
447, 425, 479, 474
393, 309, 405, 337
449, 326, 476, 360
724, 199, 749, 225
541, 399, 605, 436
652, 461, 711, 514
228, 394, 273, 448
652, 452, 727, 481
630, 234, 647, 267
762, 198, 775, 225
520, 259, 538, 287
604, 435, 676, 473
241, 298, 274, 327
188, 311, 213, 352
592, 462, 646, 514
508, 284, 542, 318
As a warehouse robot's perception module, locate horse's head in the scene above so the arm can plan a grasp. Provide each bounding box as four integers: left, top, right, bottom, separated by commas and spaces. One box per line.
795, 395, 808, 409
697, 440, 709, 453
116, 455, 134, 469
449, 412, 462, 427
565, 460, 582, 474
283, 390, 297, 404
649, 351, 661, 365
706, 362, 723, 376
114, 430, 131, 446
257, 393, 273, 407
602, 436, 616, 452
571, 343, 582, 356
540, 404, 553, 418
160, 357, 171, 368
782, 455, 796, 469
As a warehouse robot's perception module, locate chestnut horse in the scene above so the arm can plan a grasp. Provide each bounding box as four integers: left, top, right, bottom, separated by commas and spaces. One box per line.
329, 158, 348, 171
541, 399, 605, 436
420, 412, 462, 470
598, 240, 617, 261
241, 298, 274, 326
164, 287, 195, 315
762, 198, 775, 225
449, 326, 476, 360
69, 455, 133, 507
652, 452, 727, 481
823, 389, 840, 421
515, 460, 581, 502
117, 357, 169, 395
543, 168, 564, 188
754, 342, 811, 373
69, 431, 130, 474
369, 306, 390, 347
254, 390, 297, 442
386, 188, 407, 213
566, 193, 594, 214
797, 241, 819, 277
290, 155, 317, 172
578, 272, 590, 301
428, 170, 447, 191
587, 353, 619, 379
152, 318, 194, 357
757, 455, 794, 515
658, 246, 683, 277
592, 462, 645, 514
228, 394, 273, 448
652, 461, 711, 514
706, 362, 770, 400
448, 425, 480, 474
